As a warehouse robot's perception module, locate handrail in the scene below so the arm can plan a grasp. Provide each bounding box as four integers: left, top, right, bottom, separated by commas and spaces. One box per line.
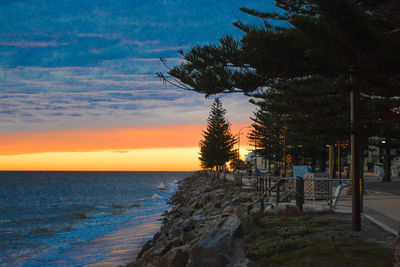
233, 178, 282, 215
280, 187, 296, 202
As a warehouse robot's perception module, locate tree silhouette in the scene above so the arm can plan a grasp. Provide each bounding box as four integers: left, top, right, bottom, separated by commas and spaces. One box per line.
199, 98, 236, 171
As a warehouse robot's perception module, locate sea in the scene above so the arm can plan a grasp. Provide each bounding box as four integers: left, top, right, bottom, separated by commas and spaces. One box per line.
0, 171, 192, 267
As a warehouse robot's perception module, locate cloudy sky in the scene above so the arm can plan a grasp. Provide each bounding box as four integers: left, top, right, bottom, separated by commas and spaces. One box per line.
0, 0, 276, 170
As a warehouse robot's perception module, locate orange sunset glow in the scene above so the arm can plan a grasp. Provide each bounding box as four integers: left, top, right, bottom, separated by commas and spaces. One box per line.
0, 124, 251, 171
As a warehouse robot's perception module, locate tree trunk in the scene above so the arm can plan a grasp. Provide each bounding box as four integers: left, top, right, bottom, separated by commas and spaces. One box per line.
382, 137, 391, 183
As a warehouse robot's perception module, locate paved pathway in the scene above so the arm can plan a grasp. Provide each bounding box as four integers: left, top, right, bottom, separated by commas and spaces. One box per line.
336, 176, 400, 235
224, 172, 254, 190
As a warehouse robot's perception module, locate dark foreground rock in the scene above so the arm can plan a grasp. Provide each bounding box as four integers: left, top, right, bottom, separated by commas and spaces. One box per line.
126, 172, 258, 267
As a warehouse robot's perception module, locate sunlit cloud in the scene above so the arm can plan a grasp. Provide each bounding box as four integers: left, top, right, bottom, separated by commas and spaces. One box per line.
0, 124, 203, 155
0, 148, 201, 171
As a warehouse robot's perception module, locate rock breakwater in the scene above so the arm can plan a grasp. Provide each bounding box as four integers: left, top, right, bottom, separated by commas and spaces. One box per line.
126, 171, 258, 267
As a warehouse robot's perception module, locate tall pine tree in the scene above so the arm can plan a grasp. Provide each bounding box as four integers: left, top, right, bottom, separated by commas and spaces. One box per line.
199, 98, 236, 171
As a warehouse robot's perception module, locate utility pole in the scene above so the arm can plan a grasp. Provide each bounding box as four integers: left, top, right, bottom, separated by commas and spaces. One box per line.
329, 145, 334, 210
338, 141, 342, 182
283, 124, 286, 177
350, 89, 361, 231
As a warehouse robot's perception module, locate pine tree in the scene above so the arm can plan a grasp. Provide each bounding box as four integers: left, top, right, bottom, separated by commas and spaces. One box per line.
199, 99, 236, 171
159, 0, 400, 180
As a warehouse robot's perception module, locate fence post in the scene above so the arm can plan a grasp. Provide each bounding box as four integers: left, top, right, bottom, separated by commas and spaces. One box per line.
247, 205, 252, 215
261, 177, 264, 193
256, 178, 259, 192
260, 197, 264, 212
265, 177, 267, 193
296, 176, 304, 212
269, 176, 272, 196
276, 183, 280, 205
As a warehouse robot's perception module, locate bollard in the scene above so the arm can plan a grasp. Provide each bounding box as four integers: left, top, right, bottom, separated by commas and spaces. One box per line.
296, 176, 304, 212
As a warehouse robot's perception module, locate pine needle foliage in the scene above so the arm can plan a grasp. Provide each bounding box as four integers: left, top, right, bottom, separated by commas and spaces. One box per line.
199, 99, 236, 170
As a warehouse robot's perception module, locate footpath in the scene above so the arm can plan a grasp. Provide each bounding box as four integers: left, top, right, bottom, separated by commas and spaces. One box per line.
337, 176, 400, 236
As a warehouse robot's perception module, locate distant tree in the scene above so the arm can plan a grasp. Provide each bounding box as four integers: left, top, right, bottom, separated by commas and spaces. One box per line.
230, 150, 245, 170
199, 98, 236, 171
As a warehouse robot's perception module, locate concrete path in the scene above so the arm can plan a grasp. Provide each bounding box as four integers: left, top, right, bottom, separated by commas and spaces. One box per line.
336, 176, 400, 235
224, 172, 255, 191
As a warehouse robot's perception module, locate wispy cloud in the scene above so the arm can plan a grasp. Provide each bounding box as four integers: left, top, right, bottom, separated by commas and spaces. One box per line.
127, 57, 185, 63
120, 39, 160, 46
0, 41, 69, 48
146, 45, 191, 53
77, 33, 122, 39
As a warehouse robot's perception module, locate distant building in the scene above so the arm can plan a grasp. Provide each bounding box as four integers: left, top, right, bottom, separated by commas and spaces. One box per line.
364, 137, 400, 177
246, 151, 268, 173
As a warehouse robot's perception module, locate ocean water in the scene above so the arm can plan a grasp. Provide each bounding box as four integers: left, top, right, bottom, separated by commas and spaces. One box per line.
0, 171, 192, 267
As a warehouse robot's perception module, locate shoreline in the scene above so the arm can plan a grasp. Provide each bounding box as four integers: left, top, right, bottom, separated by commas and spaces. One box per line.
126, 171, 259, 266
83, 213, 163, 267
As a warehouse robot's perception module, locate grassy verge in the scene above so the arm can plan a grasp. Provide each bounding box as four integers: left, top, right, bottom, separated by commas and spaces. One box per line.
242, 213, 393, 266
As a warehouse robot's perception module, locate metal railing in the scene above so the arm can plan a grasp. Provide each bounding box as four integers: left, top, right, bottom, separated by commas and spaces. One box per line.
251, 175, 352, 211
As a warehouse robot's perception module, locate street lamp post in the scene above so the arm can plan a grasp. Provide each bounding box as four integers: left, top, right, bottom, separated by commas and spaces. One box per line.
350, 89, 361, 231
238, 126, 251, 160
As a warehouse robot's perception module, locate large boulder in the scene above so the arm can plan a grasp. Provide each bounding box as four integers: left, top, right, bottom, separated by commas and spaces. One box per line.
223, 205, 233, 214
229, 257, 258, 267
187, 215, 243, 267
394, 234, 400, 266
158, 245, 190, 267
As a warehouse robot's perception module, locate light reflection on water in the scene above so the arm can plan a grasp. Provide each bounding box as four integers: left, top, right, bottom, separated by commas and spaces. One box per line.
82, 216, 162, 267
0, 171, 191, 267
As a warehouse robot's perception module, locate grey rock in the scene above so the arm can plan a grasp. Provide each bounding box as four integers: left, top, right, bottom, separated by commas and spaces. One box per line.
223, 205, 233, 214
159, 246, 189, 267
231, 257, 258, 267
250, 207, 261, 216
221, 200, 230, 209
187, 215, 242, 267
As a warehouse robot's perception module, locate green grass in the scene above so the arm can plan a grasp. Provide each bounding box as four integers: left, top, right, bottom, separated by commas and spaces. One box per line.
242, 214, 393, 266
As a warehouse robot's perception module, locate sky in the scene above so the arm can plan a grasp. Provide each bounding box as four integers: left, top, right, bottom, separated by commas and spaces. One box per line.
0, 0, 277, 171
